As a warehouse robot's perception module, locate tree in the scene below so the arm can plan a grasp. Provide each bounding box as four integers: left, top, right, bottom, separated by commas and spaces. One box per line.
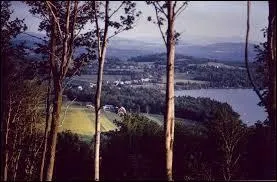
147, 1, 188, 180
83, 1, 141, 180
267, 0, 276, 178
0, 1, 27, 181
245, 1, 276, 178
244, 1, 267, 106
1, 57, 47, 181
39, 71, 52, 181
205, 108, 247, 181
267, 0, 276, 142
25, 1, 92, 180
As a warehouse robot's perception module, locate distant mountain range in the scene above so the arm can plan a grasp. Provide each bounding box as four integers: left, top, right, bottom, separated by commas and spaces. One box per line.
13, 32, 257, 62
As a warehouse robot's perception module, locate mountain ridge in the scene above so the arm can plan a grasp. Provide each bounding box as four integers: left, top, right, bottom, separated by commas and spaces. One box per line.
13, 32, 258, 62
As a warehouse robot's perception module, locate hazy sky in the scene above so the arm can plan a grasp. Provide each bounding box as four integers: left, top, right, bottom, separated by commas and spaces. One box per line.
11, 1, 268, 45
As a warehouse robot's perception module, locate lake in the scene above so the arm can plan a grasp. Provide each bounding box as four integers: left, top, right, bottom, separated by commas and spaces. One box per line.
175, 89, 267, 126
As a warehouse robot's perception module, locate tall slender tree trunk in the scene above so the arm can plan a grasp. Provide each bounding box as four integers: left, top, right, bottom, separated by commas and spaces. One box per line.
94, 46, 107, 181
3, 96, 12, 181
164, 1, 175, 181
40, 75, 52, 181
3, 122, 9, 181
44, 14, 61, 181
13, 149, 22, 181
268, 0, 276, 141
244, 1, 266, 105
268, 0, 276, 178
93, 2, 109, 180
45, 81, 62, 181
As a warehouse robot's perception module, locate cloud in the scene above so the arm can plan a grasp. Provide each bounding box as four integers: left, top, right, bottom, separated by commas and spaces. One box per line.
10, 1, 268, 44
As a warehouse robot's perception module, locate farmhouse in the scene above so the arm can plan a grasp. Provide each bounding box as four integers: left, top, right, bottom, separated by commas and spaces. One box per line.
118, 106, 127, 116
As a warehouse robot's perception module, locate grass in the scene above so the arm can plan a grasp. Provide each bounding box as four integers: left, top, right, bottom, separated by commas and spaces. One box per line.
38, 104, 118, 141
59, 105, 118, 135
59, 106, 95, 136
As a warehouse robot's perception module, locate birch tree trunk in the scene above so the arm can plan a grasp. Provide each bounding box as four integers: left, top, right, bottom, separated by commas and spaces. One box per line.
44, 14, 60, 181
45, 82, 62, 181
3, 96, 12, 181
94, 56, 105, 181
164, 1, 175, 181
40, 75, 52, 181
94, 1, 109, 180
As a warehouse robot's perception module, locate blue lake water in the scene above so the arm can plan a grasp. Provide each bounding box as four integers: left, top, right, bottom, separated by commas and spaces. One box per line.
175, 89, 267, 126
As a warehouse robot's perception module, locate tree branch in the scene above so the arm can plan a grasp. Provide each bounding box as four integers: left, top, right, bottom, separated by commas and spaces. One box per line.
101, 1, 110, 56
59, 97, 77, 127
45, 1, 63, 41
155, 2, 167, 17
154, 5, 167, 46
174, 2, 188, 18
173, 1, 177, 11
62, 54, 87, 90
109, 2, 124, 18
60, 1, 71, 77
93, 1, 102, 59
108, 17, 141, 40
62, 1, 79, 79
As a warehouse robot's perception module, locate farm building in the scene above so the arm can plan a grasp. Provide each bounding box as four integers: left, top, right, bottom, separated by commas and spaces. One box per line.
118, 106, 127, 116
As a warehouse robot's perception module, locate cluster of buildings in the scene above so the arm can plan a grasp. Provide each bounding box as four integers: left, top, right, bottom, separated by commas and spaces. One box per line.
85, 103, 127, 116
112, 77, 152, 86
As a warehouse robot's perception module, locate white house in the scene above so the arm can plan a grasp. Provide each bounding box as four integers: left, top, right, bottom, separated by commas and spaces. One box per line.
78, 86, 83, 91
118, 106, 127, 116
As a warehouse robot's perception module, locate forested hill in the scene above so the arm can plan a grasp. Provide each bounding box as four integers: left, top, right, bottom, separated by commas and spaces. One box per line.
127, 53, 213, 63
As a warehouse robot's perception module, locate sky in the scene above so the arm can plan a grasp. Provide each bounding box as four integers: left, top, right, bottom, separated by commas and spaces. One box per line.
11, 1, 269, 45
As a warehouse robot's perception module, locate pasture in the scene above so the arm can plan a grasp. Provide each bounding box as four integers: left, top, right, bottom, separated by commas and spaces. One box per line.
38, 103, 119, 142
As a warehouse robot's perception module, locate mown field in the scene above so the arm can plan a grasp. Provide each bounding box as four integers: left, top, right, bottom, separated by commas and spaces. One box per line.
39, 103, 119, 142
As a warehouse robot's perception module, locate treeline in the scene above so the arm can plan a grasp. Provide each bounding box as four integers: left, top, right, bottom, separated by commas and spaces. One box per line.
191, 66, 253, 88
65, 85, 238, 122
50, 113, 274, 180
127, 52, 211, 63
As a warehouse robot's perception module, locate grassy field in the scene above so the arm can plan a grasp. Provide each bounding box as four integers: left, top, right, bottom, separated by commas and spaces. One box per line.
38, 104, 119, 142
59, 105, 118, 135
